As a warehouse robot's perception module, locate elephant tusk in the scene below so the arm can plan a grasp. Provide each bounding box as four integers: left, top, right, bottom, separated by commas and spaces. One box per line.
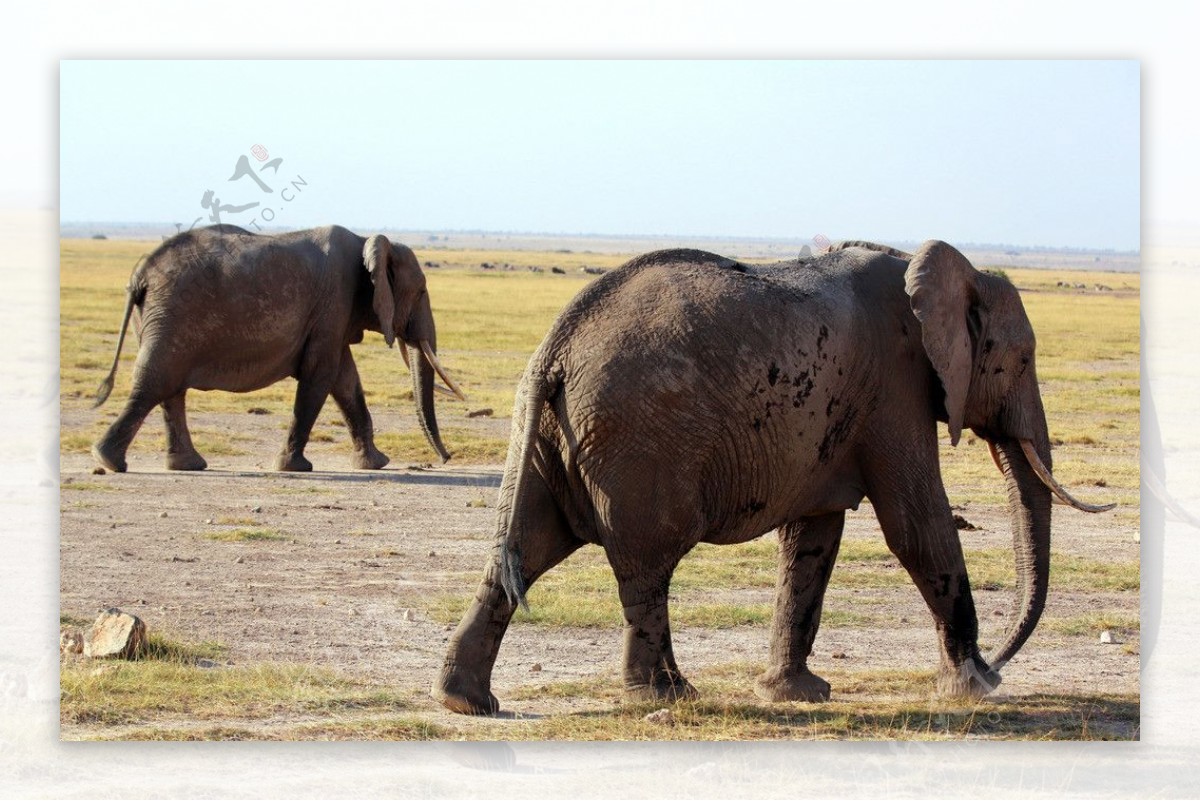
420, 340, 468, 402
399, 341, 456, 397
987, 441, 1005, 474
1019, 439, 1116, 513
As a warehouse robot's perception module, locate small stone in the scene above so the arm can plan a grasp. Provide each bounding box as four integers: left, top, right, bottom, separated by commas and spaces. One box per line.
467, 408, 494, 418
333, 539, 343, 545
831, 651, 848, 659
953, 514, 978, 531
196, 659, 219, 669
60, 630, 84, 655
252, 506, 263, 513
644, 708, 675, 726
993, 609, 1005, 616
91, 466, 106, 475
403, 609, 417, 622
428, 550, 437, 558
205, 518, 215, 524
159, 511, 169, 518
1100, 630, 1116, 644
899, 618, 909, 624
234, 556, 244, 564
83, 609, 147, 660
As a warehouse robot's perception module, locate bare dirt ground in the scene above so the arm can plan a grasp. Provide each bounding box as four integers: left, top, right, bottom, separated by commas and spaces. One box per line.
59, 406, 1140, 739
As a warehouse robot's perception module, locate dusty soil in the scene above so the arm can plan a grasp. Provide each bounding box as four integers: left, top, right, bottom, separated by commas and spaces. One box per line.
59, 407, 1140, 738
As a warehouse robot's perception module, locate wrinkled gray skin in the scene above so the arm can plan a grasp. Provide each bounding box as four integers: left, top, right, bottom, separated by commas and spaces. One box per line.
92, 224, 451, 472
434, 240, 1111, 715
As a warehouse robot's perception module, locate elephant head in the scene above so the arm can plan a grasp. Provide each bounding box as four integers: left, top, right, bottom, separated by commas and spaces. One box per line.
905, 240, 1113, 671
364, 234, 466, 463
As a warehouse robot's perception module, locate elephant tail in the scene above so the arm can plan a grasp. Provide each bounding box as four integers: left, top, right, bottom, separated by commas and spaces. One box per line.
92, 261, 147, 408
497, 367, 558, 612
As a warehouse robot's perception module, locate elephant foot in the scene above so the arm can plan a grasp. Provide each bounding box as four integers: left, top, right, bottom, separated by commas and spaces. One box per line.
351, 447, 389, 470
276, 452, 313, 472
625, 670, 698, 703
91, 442, 127, 473
432, 667, 500, 716
166, 451, 207, 471
753, 667, 831, 703
937, 656, 1002, 700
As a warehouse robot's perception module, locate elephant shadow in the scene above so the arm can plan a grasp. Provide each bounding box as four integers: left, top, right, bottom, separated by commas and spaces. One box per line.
173, 466, 503, 490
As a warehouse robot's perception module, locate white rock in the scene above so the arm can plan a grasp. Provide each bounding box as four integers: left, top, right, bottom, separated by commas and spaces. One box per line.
644, 708, 675, 726
403, 608, 417, 621
1100, 630, 1116, 644
84, 609, 147, 659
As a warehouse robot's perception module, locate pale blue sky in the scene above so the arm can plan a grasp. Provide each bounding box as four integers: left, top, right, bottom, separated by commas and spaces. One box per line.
60, 60, 1139, 250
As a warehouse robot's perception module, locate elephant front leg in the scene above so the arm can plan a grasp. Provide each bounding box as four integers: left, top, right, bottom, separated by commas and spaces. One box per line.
330, 349, 388, 470
872, 491, 1000, 699
162, 391, 207, 471
755, 513, 844, 703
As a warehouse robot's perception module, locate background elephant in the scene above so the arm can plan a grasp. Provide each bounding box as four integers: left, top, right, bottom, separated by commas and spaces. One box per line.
91, 224, 465, 473
434, 240, 1112, 715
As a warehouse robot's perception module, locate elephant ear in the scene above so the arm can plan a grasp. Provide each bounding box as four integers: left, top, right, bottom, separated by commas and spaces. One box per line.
904, 240, 980, 446
364, 234, 396, 348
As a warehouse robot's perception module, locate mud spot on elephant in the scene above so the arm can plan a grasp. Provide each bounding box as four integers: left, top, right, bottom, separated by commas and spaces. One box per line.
816, 324, 829, 356
767, 362, 781, 387
818, 401, 857, 464
790, 370, 815, 409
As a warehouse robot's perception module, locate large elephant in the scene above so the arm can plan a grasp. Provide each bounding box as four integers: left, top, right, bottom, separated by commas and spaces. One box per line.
433, 240, 1113, 715
91, 224, 465, 473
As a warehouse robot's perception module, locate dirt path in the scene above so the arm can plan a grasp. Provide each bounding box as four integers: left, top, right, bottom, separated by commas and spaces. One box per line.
59, 410, 1139, 738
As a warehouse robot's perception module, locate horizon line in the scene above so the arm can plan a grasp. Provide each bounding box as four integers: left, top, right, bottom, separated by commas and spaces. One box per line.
58, 220, 1141, 256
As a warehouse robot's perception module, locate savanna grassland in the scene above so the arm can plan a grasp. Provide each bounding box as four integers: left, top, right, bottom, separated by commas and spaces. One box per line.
60, 238, 1140, 741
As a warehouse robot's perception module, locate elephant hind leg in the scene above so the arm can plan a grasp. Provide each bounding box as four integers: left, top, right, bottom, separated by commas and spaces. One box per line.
754, 513, 844, 703
434, 475, 583, 715
92, 384, 164, 473
162, 391, 207, 471
611, 553, 696, 703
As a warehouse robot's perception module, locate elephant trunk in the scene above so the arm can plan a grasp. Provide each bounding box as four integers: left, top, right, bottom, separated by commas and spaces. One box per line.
986, 435, 1053, 669
406, 295, 452, 463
